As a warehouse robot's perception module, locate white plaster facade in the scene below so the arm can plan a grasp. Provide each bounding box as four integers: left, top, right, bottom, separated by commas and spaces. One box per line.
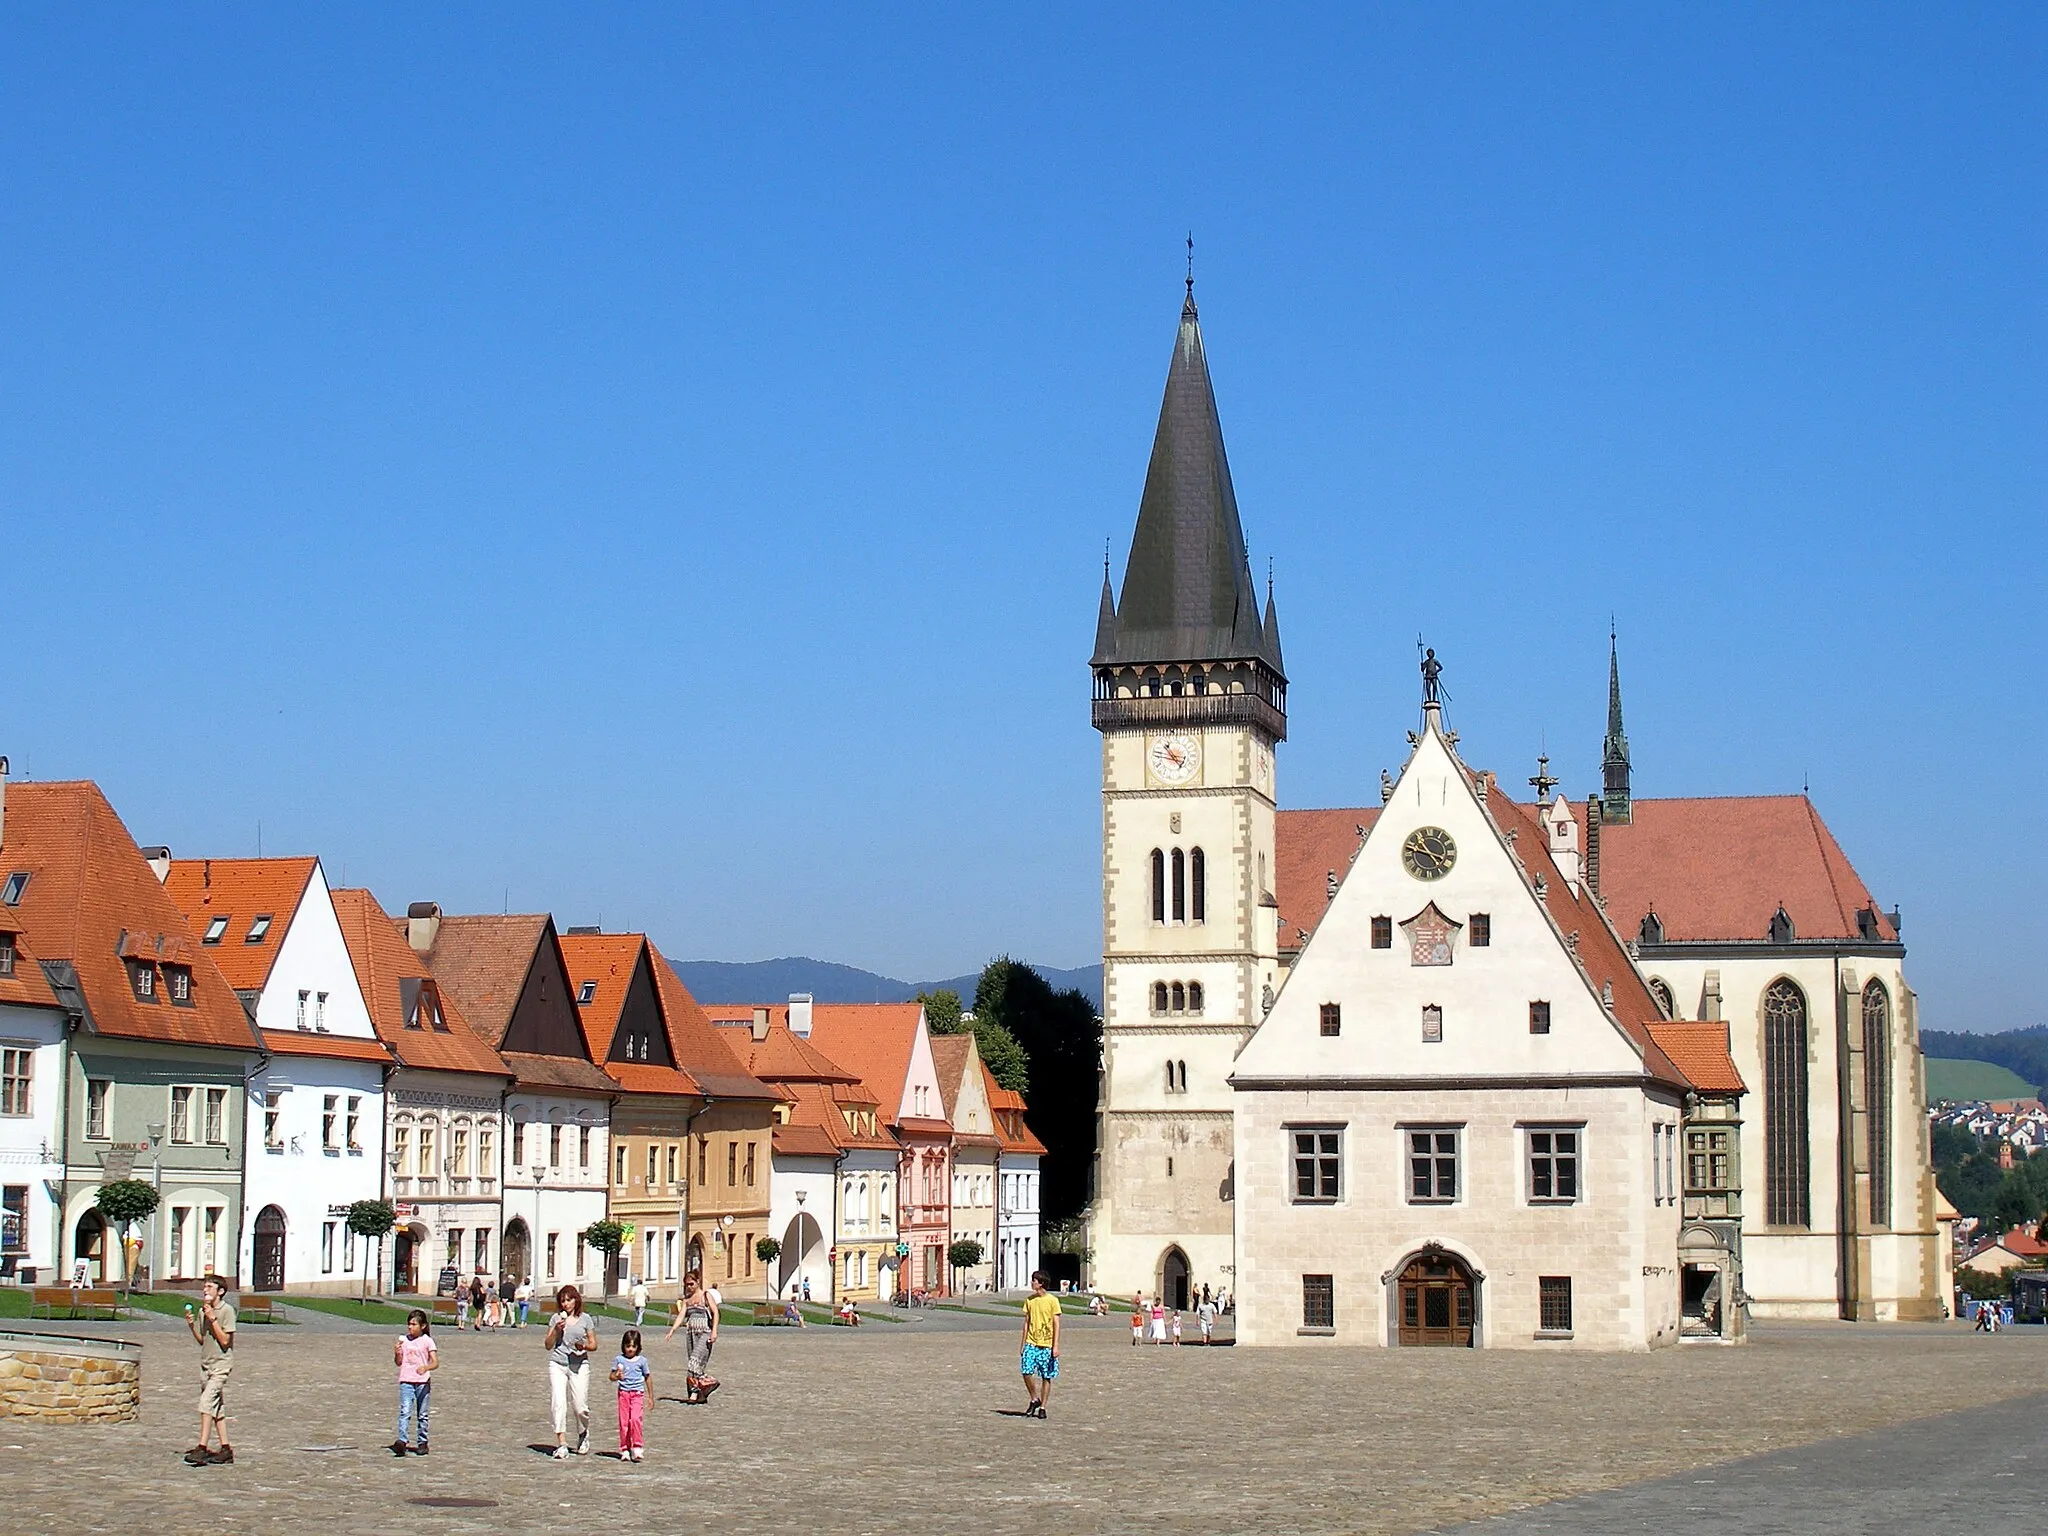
996, 1154, 1041, 1292
1232, 715, 1692, 1349
0, 999, 67, 1281
769, 1153, 833, 1300
385, 1071, 508, 1293
503, 1093, 609, 1292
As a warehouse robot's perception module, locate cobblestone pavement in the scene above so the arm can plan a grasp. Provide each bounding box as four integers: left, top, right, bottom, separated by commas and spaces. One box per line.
2, 1316, 2041, 1535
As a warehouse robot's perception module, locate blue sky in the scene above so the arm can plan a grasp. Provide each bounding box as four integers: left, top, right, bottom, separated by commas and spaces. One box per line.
4, 8, 2042, 1027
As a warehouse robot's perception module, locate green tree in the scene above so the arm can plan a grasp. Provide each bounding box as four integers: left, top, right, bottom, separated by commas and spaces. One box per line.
915, 989, 964, 1034
755, 1236, 782, 1300
1991, 1169, 2042, 1235
919, 986, 1029, 1092
345, 1199, 397, 1302
93, 1180, 160, 1289
947, 1238, 984, 1292
583, 1220, 629, 1299
975, 957, 1101, 1222
1956, 1266, 2010, 1302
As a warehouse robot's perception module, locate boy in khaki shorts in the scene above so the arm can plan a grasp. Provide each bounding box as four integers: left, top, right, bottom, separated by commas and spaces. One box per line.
183, 1274, 237, 1465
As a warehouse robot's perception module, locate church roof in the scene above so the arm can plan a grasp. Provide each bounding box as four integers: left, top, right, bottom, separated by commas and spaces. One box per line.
1095, 288, 1282, 675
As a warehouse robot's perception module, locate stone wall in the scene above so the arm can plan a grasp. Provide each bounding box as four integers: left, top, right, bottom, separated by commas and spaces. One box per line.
0, 1332, 140, 1422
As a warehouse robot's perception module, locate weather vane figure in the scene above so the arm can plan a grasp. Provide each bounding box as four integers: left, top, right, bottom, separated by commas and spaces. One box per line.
1420, 646, 1443, 706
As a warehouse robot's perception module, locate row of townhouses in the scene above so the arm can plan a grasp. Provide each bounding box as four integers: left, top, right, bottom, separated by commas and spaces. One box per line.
0, 770, 1041, 1301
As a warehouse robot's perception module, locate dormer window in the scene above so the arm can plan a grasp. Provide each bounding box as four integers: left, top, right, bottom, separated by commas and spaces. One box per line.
0, 930, 15, 978
246, 914, 273, 943
129, 961, 157, 1001
202, 915, 230, 945
166, 965, 193, 1005
577, 980, 597, 1005
1639, 910, 1664, 946
1768, 906, 1795, 945
1, 872, 28, 906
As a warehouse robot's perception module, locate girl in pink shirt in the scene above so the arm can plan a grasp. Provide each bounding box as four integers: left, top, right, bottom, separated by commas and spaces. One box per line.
392, 1309, 439, 1455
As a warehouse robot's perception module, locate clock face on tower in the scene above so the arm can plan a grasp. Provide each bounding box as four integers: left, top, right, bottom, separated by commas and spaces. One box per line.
1401, 826, 1457, 881
1147, 733, 1201, 786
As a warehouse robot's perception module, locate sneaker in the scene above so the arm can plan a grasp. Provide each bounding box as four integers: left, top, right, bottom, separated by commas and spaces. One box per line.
183, 1445, 213, 1466
630, 1449, 644, 1462
207, 1446, 235, 1465
575, 1436, 591, 1456
1035, 1405, 1048, 1420
390, 1440, 409, 1457
553, 1445, 569, 1460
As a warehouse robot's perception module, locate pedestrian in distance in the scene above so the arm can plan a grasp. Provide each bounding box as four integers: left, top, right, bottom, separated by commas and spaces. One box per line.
469, 1275, 487, 1331
544, 1283, 598, 1458
455, 1281, 471, 1331
1130, 1294, 1144, 1346
181, 1274, 237, 1466
391, 1308, 438, 1456
800, 1275, 812, 1304
516, 1276, 533, 1327
665, 1271, 720, 1403
1019, 1270, 1061, 1419
631, 1277, 650, 1328
1149, 1298, 1168, 1344
1197, 1293, 1217, 1345
609, 1328, 651, 1461
1171, 1310, 1183, 1346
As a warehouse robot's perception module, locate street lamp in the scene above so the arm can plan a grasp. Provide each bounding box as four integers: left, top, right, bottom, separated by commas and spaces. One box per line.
532, 1165, 544, 1294
143, 1123, 165, 1290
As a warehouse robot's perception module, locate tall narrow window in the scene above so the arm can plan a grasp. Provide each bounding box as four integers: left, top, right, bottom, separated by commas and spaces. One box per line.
85, 1078, 110, 1140
1190, 848, 1206, 923
1370, 916, 1393, 949
1529, 1000, 1551, 1035
1151, 849, 1166, 923
1863, 980, 1892, 1226
550, 1125, 563, 1167
1164, 1061, 1177, 1094
1469, 913, 1490, 947
1170, 848, 1186, 923
1187, 981, 1203, 1014
512, 1122, 526, 1166
1319, 1003, 1341, 1037
1170, 982, 1185, 1013
1763, 978, 1811, 1227
0, 1048, 30, 1117
1152, 982, 1168, 1014
169, 1085, 193, 1144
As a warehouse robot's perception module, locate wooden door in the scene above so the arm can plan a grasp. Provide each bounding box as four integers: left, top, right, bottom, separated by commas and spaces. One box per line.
252, 1206, 286, 1292
1396, 1254, 1474, 1346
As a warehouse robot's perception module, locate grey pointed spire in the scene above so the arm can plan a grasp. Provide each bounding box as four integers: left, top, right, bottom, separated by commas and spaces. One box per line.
1104, 286, 1276, 673
1601, 627, 1632, 823
1091, 567, 1119, 665
1262, 573, 1284, 673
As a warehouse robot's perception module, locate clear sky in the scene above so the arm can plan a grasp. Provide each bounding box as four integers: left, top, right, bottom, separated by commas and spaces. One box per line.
4, 8, 2042, 1028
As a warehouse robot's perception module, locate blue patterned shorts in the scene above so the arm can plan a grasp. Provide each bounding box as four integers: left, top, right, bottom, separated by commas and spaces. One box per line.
1020, 1343, 1058, 1380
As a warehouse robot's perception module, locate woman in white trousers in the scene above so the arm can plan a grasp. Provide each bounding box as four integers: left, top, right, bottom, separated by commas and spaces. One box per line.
543, 1284, 598, 1457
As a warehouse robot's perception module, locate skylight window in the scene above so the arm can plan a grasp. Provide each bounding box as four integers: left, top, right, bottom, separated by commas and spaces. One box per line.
203, 915, 230, 945
246, 914, 273, 943
1, 872, 29, 906
577, 981, 597, 1005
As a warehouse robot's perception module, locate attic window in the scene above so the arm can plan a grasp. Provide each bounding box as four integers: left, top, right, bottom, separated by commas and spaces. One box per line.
203, 916, 230, 945
578, 981, 597, 1005
0, 931, 15, 977
1, 872, 28, 906
166, 965, 193, 1005
129, 961, 157, 1001
246, 914, 273, 943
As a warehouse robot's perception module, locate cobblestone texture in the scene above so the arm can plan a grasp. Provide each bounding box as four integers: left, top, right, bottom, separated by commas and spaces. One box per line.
0, 1317, 2040, 1534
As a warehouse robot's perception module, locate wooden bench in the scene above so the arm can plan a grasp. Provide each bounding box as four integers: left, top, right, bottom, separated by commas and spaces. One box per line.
28, 1286, 126, 1321
751, 1302, 800, 1326
430, 1297, 461, 1325
830, 1310, 860, 1326
235, 1293, 286, 1324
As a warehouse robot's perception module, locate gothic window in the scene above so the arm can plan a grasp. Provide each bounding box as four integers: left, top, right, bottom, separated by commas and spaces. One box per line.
1190, 848, 1206, 923
1863, 980, 1892, 1226
1187, 981, 1203, 1014
1170, 982, 1186, 1014
1171, 848, 1186, 923
1648, 979, 1675, 1019
1763, 978, 1811, 1227
1151, 849, 1166, 923
1164, 1061, 1175, 1094
1176, 1060, 1187, 1092
1152, 981, 1169, 1015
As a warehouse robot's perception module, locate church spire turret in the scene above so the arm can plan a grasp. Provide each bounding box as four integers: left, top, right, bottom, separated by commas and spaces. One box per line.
1601, 626, 1632, 824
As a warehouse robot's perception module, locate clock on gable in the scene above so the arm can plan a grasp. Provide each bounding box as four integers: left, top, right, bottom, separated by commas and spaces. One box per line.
1401, 826, 1457, 881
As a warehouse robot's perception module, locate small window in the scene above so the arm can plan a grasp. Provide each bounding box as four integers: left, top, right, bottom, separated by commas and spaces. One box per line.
1170, 982, 1186, 1014
1528, 1127, 1580, 1203
85, 1078, 110, 1140
1319, 1003, 1341, 1037
1469, 913, 1490, 947
1187, 981, 1203, 1014
246, 914, 273, 943
577, 980, 597, 1005
1370, 916, 1392, 949
169, 1084, 194, 1144
1151, 981, 1168, 1014
130, 962, 157, 1001
1301, 1274, 1335, 1331
1407, 1127, 1459, 1203
1291, 1128, 1342, 1202
1686, 1127, 1733, 1192
202, 915, 229, 945
1529, 1000, 1551, 1035
1, 1047, 31, 1116
166, 964, 192, 1004
0, 872, 28, 905
1421, 1004, 1443, 1043
0, 931, 15, 977
1538, 1276, 1573, 1335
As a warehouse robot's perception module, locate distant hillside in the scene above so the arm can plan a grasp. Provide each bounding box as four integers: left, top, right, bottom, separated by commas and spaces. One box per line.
1924, 1058, 2038, 1104
1921, 1025, 2048, 1098
670, 956, 1102, 1010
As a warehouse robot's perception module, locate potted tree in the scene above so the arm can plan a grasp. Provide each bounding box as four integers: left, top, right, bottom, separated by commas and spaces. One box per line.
345, 1200, 397, 1304
92, 1180, 160, 1297
947, 1238, 985, 1298
755, 1236, 782, 1300
583, 1220, 628, 1301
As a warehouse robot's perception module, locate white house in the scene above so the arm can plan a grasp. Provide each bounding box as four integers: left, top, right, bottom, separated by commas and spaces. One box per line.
163, 856, 392, 1295
933, 1035, 999, 1292
990, 1066, 1045, 1293
0, 856, 70, 1283
1231, 693, 1740, 1349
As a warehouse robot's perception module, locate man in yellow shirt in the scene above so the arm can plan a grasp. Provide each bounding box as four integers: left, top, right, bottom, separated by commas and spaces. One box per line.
1019, 1271, 1061, 1419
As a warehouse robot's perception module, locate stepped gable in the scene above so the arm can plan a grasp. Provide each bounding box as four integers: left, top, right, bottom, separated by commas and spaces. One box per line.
161, 855, 318, 992
1597, 795, 1896, 944
2, 781, 259, 1050
331, 888, 509, 1076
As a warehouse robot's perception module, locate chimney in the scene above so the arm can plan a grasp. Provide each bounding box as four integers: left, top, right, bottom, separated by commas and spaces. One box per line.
751, 1006, 771, 1042
142, 846, 172, 883
405, 901, 442, 954
1583, 796, 1602, 897
788, 993, 814, 1038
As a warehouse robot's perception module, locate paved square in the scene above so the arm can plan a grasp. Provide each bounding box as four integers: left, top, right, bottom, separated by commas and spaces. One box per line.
4, 1312, 2043, 1534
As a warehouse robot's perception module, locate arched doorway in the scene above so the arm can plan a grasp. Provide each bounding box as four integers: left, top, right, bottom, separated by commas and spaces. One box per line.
393, 1224, 426, 1294
503, 1218, 530, 1284
252, 1205, 287, 1292
685, 1235, 704, 1281
780, 1211, 824, 1297
1395, 1250, 1477, 1346
1160, 1246, 1191, 1312
73, 1210, 108, 1285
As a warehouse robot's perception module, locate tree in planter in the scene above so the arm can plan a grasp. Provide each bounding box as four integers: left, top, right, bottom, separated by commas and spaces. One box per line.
947, 1237, 984, 1296
755, 1236, 782, 1300
583, 1220, 628, 1300
92, 1180, 161, 1291
345, 1200, 397, 1303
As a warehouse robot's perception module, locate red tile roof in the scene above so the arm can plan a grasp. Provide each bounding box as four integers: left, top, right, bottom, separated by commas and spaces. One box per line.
705, 1006, 861, 1085
984, 1067, 1048, 1156
1272, 807, 1379, 949
1644, 1022, 1746, 1094
0, 903, 62, 1012
650, 952, 778, 1101
789, 1003, 927, 1127
331, 889, 511, 1079
929, 1035, 975, 1121
558, 933, 696, 1098
257, 1027, 393, 1065
161, 856, 318, 992
2, 782, 261, 1051
410, 914, 550, 1047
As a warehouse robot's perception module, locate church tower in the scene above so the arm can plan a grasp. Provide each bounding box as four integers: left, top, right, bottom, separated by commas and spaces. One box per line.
1601, 629, 1632, 824
1087, 277, 1286, 1305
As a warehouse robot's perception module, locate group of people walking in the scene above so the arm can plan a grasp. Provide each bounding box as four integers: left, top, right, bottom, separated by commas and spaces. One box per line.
1123, 1286, 1224, 1346
456, 1273, 535, 1330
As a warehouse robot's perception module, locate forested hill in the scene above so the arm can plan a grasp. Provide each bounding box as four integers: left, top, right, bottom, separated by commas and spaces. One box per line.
1920, 1025, 2048, 1098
